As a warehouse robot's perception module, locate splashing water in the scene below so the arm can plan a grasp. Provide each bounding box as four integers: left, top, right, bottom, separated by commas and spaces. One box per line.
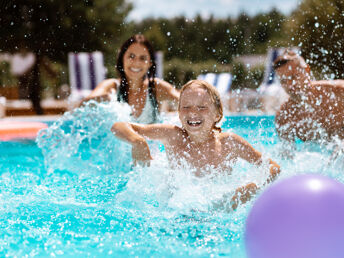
0, 101, 343, 256
37, 99, 133, 175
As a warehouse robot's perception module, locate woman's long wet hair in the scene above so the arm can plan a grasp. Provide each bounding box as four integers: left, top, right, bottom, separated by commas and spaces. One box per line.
116, 34, 158, 121
179, 80, 223, 132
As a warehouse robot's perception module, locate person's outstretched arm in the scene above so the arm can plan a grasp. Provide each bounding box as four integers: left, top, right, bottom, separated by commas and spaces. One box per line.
79, 79, 119, 107
155, 78, 180, 108
223, 133, 281, 210
225, 133, 281, 183
111, 122, 177, 166
230, 182, 258, 210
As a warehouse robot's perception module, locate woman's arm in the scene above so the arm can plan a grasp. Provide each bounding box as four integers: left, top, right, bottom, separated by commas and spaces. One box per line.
154, 78, 180, 107
79, 79, 119, 106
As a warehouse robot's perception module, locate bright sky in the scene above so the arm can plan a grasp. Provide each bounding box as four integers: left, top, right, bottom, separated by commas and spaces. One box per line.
128, 0, 301, 21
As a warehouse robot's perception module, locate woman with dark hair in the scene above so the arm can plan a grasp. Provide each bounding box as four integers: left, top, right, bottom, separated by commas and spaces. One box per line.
82, 34, 179, 123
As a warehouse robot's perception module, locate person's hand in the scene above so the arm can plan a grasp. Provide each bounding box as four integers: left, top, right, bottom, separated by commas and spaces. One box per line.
266, 160, 281, 184
328, 141, 344, 168
132, 138, 153, 167
231, 183, 258, 210
330, 142, 344, 161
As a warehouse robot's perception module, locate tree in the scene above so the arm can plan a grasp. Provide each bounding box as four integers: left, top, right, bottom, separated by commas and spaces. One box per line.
286, 0, 344, 78
0, 0, 132, 114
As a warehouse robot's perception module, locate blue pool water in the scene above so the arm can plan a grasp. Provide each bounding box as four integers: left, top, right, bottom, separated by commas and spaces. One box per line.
0, 101, 343, 257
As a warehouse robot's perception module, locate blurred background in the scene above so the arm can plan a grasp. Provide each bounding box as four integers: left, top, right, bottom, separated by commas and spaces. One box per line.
0, 0, 343, 115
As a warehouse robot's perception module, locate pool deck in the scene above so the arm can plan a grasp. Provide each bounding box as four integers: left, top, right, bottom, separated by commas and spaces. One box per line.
3, 99, 68, 117
1, 115, 63, 122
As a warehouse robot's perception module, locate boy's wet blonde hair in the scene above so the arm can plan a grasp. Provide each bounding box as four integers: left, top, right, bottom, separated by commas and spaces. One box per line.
179, 80, 223, 132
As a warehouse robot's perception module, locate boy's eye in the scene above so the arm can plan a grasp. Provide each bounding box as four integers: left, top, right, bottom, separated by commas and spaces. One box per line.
129, 54, 135, 59
182, 106, 190, 109
198, 106, 207, 110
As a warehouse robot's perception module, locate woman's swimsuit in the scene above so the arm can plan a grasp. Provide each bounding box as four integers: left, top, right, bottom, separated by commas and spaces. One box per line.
134, 91, 156, 124
117, 89, 157, 124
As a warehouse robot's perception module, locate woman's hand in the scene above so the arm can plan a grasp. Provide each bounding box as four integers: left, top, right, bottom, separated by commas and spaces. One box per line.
231, 182, 258, 210
132, 138, 153, 167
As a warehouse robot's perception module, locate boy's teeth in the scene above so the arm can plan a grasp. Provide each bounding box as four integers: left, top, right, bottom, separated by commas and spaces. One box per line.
131, 68, 141, 72
187, 120, 202, 125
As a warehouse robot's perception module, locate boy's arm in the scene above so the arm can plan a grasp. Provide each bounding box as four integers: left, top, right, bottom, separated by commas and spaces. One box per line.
231, 182, 258, 210
225, 133, 281, 183
111, 122, 177, 166
226, 133, 281, 211
330, 140, 344, 162
112, 122, 177, 142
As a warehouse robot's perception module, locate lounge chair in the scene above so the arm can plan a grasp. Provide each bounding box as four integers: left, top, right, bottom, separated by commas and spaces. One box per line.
155, 51, 164, 79
68, 51, 106, 107
197, 72, 232, 95
0, 96, 5, 118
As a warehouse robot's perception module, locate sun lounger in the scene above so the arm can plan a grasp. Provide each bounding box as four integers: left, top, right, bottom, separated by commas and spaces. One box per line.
197, 73, 232, 95
68, 51, 106, 107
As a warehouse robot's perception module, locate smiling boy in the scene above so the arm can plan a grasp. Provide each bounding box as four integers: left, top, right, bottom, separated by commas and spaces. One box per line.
112, 80, 280, 209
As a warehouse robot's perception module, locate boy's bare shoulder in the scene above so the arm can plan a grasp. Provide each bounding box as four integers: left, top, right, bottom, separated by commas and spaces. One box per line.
158, 124, 184, 135
157, 124, 184, 144
219, 131, 243, 145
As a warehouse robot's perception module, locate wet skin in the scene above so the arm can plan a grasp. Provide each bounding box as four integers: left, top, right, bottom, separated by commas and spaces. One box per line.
112, 83, 281, 210
123, 43, 152, 117
81, 43, 179, 117
112, 85, 280, 178
274, 55, 344, 143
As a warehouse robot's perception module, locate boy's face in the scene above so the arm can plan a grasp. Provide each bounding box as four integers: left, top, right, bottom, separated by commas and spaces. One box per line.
179, 86, 220, 137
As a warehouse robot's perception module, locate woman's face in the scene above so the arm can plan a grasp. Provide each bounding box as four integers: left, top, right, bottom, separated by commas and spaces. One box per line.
123, 43, 152, 81
179, 86, 220, 137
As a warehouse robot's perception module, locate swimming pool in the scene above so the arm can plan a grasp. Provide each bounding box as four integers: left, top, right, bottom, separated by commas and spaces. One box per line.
1, 103, 343, 257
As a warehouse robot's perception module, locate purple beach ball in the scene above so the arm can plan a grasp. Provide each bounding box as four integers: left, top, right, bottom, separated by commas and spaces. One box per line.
245, 174, 344, 258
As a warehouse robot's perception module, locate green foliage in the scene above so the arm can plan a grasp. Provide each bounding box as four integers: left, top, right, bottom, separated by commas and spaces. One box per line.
231, 62, 265, 90
0, 0, 132, 61
133, 10, 286, 63
0, 2, 287, 100
286, 0, 344, 78
40, 61, 68, 98
0, 61, 17, 87
249, 9, 287, 52
0, 0, 132, 108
